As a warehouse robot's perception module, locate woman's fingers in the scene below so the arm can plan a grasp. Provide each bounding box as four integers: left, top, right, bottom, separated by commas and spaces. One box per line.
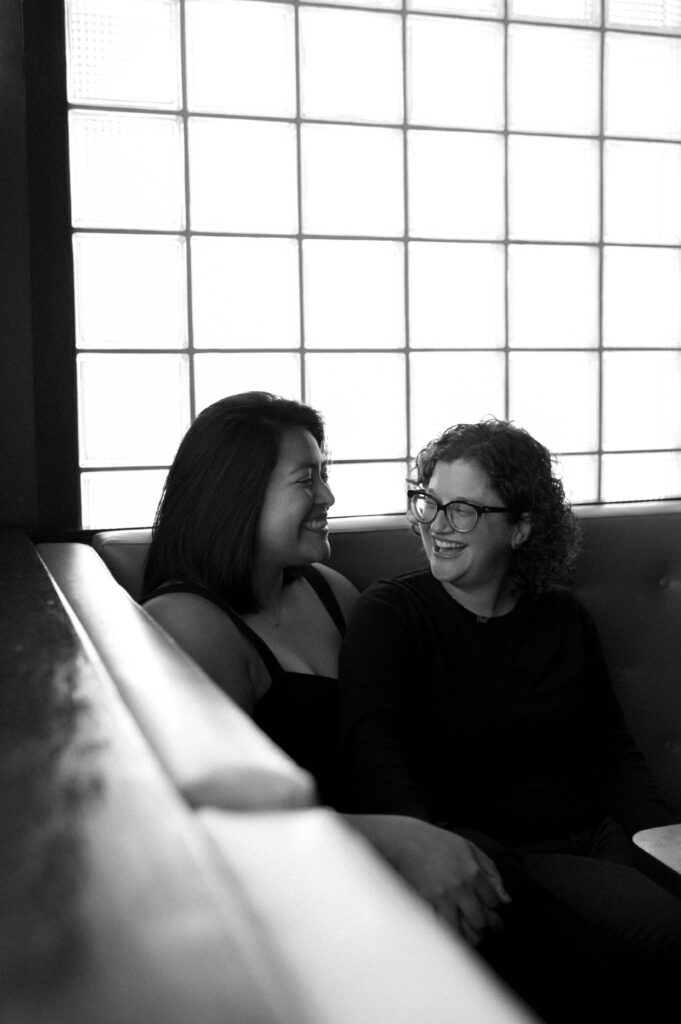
433, 896, 485, 947
456, 885, 505, 936
437, 841, 508, 940
471, 845, 512, 904
455, 910, 484, 948
430, 872, 504, 941
474, 869, 509, 915
369, 819, 511, 946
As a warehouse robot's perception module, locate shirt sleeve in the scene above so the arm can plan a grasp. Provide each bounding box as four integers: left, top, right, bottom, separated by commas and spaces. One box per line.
339, 581, 432, 821
579, 601, 672, 834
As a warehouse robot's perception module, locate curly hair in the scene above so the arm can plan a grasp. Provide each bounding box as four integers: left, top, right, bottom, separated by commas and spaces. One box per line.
410, 418, 580, 596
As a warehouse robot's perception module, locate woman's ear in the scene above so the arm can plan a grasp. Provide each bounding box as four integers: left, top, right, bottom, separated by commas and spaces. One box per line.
511, 513, 532, 550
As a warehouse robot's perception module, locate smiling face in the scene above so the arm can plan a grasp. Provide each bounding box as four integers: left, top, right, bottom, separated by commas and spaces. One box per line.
255, 427, 334, 574
419, 458, 530, 602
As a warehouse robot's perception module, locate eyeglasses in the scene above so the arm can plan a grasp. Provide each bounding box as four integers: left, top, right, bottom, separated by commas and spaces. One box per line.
407, 490, 509, 533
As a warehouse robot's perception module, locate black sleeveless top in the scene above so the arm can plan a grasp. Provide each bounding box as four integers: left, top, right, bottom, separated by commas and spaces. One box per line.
142, 566, 346, 807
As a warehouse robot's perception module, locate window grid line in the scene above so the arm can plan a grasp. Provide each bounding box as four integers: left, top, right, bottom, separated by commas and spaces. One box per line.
503, 0, 510, 422
401, 0, 411, 474
179, 0, 196, 425
71, 224, 681, 251
294, 0, 307, 403
597, 16, 606, 501
73, 345, 681, 356
63, 97, 681, 151
82, 443, 681, 475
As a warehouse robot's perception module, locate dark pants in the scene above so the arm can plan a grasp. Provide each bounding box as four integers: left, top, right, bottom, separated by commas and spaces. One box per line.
456, 819, 681, 1024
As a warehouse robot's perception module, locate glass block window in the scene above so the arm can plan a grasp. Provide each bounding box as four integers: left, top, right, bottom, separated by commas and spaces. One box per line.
65, 0, 681, 527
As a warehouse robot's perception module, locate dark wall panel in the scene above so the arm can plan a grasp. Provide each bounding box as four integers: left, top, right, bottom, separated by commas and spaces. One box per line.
0, 0, 39, 527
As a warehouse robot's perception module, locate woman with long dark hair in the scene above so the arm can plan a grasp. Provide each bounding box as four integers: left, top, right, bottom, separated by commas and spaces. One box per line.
142, 390, 357, 804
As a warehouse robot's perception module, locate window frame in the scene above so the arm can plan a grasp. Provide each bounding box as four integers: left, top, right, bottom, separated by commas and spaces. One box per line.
18, 0, 681, 532
23, 0, 80, 532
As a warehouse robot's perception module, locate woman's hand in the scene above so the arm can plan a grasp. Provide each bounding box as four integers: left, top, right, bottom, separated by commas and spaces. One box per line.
345, 814, 511, 947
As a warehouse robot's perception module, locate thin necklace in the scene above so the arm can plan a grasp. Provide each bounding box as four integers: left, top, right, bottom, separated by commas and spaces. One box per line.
258, 593, 285, 629
259, 608, 281, 629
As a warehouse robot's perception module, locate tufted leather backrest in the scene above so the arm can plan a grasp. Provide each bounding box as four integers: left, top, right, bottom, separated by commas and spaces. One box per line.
92, 501, 681, 817
570, 504, 681, 819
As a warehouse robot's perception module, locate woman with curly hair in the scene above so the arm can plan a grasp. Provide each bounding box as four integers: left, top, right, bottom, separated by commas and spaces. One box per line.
340, 418, 681, 1024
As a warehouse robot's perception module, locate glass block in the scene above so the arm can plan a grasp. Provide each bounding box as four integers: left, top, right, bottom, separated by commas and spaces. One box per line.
603, 246, 681, 347
193, 352, 302, 414
77, 353, 190, 466
607, 0, 681, 32
186, 0, 295, 117
602, 351, 681, 450
508, 351, 599, 452
409, 242, 505, 349
408, 0, 503, 15
80, 469, 168, 530
510, 0, 601, 24
601, 451, 681, 502
554, 454, 600, 504
605, 33, 681, 141
69, 110, 185, 230
509, 135, 600, 242
305, 353, 406, 460
189, 117, 298, 234
327, 462, 409, 517
66, 0, 181, 109
300, 7, 403, 124
303, 240, 405, 349
508, 25, 600, 135
191, 237, 300, 349
301, 124, 404, 237
604, 140, 681, 244
302, 0, 401, 9
73, 233, 187, 349
508, 244, 599, 348
407, 16, 504, 130
408, 130, 505, 240
409, 352, 506, 455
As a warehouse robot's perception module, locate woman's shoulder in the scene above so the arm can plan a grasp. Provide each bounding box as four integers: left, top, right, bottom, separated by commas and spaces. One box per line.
367, 568, 435, 596
535, 583, 585, 607
529, 585, 596, 628
310, 562, 360, 621
142, 587, 267, 710
350, 569, 436, 615
143, 584, 228, 620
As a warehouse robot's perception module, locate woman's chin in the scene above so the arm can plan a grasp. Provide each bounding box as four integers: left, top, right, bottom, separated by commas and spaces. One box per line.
300, 530, 331, 563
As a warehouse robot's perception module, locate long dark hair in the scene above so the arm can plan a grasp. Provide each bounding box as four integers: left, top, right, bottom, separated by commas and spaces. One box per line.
410, 418, 580, 596
143, 392, 326, 612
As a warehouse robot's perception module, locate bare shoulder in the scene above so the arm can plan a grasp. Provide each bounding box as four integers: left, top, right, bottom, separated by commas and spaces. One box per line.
312, 563, 360, 620
142, 591, 265, 712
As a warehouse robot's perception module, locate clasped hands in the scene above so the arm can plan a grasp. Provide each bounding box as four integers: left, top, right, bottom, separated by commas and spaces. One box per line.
347, 814, 511, 947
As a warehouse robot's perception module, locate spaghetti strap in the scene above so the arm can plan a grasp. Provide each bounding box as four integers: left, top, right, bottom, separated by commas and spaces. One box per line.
141, 572, 346, 677
301, 565, 346, 636
141, 581, 284, 679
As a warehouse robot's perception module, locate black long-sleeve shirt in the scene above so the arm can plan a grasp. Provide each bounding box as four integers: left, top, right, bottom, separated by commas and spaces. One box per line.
340, 571, 670, 846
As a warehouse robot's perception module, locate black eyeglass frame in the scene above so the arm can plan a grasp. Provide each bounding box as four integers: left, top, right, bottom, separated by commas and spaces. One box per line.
407, 489, 510, 533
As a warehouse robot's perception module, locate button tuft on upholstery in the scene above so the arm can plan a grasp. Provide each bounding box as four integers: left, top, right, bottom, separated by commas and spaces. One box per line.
658, 576, 681, 590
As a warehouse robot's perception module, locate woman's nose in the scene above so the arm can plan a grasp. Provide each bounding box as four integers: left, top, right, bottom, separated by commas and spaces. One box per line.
431, 507, 451, 531
317, 478, 335, 508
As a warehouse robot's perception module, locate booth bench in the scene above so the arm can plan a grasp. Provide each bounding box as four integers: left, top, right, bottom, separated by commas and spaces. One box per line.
23, 524, 533, 1024
10, 500, 681, 1022
84, 502, 681, 818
